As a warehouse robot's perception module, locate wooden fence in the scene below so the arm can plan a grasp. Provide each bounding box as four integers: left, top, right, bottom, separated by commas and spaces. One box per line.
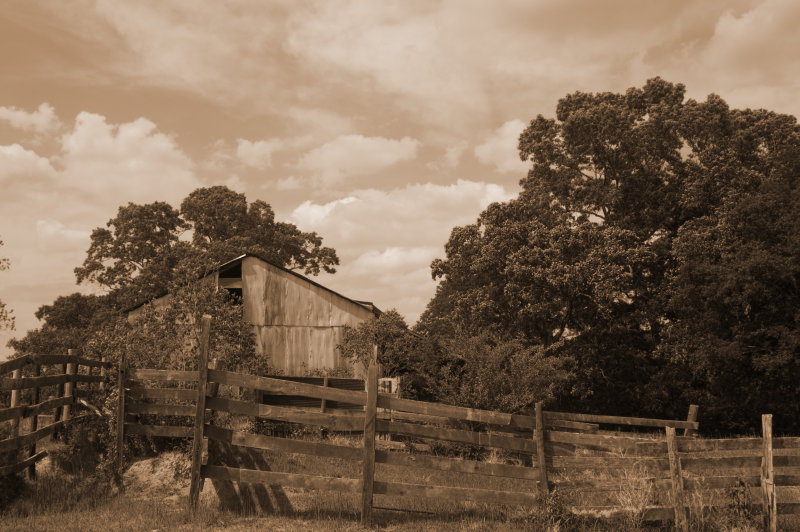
113, 316, 799, 530
0, 350, 109, 478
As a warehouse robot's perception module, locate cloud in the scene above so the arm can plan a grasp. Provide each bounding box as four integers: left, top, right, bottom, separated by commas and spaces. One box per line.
0, 103, 61, 135
235, 138, 285, 169
59, 111, 198, 204
275, 176, 304, 191
289, 179, 515, 322
0, 144, 56, 182
474, 120, 529, 174
297, 134, 420, 184
35, 219, 90, 252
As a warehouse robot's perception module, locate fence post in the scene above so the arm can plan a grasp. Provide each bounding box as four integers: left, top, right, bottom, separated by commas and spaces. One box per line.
27, 363, 41, 479
360, 362, 378, 526
761, 414, 776, 532
683, 404, 699, 437
116, 353, 127, 480
666, 426, 688, 531
320, 376, 329, 413
63, 349, 76, 422
190, 315, 212, 513
534, 401, 549, 496
10, 369, 21, 440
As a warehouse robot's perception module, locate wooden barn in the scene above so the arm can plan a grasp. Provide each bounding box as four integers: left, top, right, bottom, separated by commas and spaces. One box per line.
128, 254, 379, 377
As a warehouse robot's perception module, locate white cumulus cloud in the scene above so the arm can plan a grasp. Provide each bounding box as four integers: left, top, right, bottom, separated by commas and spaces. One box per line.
474, 119, 529, 174
0, 103, 61, 135
59, 112, 199, 204
0, 144, 56, 182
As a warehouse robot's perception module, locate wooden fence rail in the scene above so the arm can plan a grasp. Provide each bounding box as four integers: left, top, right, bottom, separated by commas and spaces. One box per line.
0, 351, 110, 478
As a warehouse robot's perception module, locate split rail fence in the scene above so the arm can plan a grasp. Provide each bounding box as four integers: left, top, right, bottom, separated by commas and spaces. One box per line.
0, 350, 109, 478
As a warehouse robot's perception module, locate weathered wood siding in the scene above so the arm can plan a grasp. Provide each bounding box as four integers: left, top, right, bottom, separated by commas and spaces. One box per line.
242, 257, 373, 376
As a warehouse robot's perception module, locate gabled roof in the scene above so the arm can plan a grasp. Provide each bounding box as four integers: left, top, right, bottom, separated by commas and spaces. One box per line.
126, 253, 380, 316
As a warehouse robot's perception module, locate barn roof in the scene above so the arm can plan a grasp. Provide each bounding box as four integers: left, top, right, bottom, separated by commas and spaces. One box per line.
125, 253, 380, 316
218, 253, 380, 315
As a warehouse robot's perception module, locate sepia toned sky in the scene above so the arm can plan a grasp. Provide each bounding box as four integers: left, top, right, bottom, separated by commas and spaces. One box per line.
1, 0, 799, 358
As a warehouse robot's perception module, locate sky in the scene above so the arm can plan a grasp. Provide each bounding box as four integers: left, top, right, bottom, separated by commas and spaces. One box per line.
1, 0, 800, 358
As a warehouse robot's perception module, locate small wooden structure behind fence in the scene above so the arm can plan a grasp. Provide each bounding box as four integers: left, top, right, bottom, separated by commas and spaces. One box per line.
0, 351, 109, 478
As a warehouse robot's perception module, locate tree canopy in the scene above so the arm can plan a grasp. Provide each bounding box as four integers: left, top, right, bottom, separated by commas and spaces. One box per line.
420, 78, 800, 433
74, 186, 339, 310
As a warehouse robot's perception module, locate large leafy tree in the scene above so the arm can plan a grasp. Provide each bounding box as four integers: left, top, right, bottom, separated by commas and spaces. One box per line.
0, 238, 14, 331
422, 79, 800, 433
74, 186, 339, 311
181, 186, 338, 275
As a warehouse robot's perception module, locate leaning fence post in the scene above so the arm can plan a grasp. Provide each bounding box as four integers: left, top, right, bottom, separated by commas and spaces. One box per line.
761, 414, 776, 532
27, 363, 41, 479
534, 401, 549, 495
666, 426, 688, 532
116, 353, 127, 480
360, 362, 378, 526
190, 315, 212, 513
683, 404, 699, 437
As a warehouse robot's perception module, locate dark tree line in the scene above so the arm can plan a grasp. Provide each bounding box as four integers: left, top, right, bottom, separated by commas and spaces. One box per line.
343, 79, 800, 435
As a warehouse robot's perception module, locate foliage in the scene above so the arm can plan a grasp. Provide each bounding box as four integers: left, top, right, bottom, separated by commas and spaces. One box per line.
423, 78, 800, 433
435, 333, 570, 412
0, 237, 14, 331
8, 293, 109, 356
337, 310, 445, 399
84, 280, 257, 373
73, 186, 339, 313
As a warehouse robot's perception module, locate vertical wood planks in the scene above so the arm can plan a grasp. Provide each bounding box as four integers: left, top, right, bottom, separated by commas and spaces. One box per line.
116, 354, 127, 480
683, 404, 699, 437
190, 315, 212, 513
360, 363, 378, 525
666, 426, 688, 532
761, 414, 776, 532
534, 401, 549, 495
27, 364, 40, 478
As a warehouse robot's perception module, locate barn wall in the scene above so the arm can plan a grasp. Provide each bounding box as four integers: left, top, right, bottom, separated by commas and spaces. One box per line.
242, 257, 374, 376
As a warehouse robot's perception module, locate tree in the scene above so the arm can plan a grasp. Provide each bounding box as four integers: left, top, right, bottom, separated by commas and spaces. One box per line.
0, 238, 14, 331
181, 186, 339, 275
74, 186, 339, 311
75, 202, 188, 291
424, 79, 800, 433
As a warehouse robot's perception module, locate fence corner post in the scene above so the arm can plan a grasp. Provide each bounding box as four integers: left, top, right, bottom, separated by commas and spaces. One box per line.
534, 401, 549, 496
360, 362, 378, 526
189, 315, 212, 514
761, 414, 776, 532
666, 426, 688, 531
683, 404, 699, 437
116, 353, 127, 481
9, 369, 21, 440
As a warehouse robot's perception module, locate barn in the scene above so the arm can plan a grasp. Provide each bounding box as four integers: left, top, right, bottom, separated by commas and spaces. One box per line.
128, 254, 379, 377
